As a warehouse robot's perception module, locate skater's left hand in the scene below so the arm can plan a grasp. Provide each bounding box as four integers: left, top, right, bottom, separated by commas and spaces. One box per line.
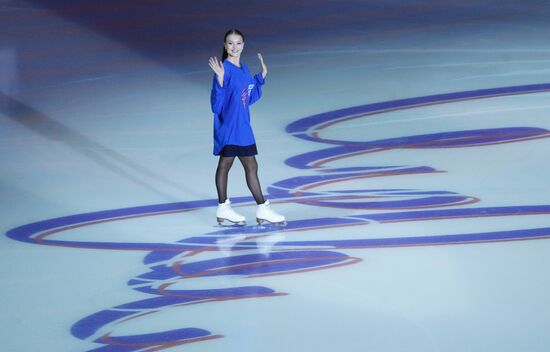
258, 53, 268, 79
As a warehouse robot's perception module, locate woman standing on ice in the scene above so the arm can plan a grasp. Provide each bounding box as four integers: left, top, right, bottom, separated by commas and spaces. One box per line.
208, 29, 285, 225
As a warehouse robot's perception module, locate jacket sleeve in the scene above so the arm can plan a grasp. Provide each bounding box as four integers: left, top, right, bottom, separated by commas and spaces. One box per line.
249, 73, 265, 106
210, 75, 225, 115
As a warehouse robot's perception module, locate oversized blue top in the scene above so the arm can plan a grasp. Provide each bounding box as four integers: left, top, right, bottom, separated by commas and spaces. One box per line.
210, 60, 265, 155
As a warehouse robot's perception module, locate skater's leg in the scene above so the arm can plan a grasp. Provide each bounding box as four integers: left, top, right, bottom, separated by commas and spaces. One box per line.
238, 156, 265, 205
215, 156, 235, 204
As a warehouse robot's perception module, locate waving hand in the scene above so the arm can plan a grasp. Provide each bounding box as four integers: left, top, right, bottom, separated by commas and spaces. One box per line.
209, 56, 224, 87
257, 53, 268, 79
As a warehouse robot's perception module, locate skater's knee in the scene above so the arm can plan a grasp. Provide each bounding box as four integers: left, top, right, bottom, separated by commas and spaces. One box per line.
240, 157, 258, 173
218, 157, 235, 171
244, 163, 258, 175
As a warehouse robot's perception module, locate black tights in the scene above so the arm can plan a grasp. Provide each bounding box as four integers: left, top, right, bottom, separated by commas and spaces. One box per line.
215, 155, 265, 205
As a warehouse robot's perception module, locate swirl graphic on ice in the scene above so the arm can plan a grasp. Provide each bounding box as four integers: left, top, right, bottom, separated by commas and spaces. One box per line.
6, 83, 550, 351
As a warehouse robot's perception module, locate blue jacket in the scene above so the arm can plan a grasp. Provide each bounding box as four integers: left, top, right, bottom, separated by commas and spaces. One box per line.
210, 60, 265, 155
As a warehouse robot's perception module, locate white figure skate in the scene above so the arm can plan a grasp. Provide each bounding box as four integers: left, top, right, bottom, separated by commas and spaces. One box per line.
216, 199, 246, 226
256, 200, 286, 225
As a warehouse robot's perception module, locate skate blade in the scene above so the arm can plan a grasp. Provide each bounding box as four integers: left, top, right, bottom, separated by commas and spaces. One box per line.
256, 218, 287, 226
217, 217, 246, 226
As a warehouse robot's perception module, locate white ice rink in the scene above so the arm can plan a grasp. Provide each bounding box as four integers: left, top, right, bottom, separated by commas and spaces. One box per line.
2, 1, 550, 351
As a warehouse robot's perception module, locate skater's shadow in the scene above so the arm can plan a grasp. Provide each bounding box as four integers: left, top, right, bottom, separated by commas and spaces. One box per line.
214, 225, 288, 257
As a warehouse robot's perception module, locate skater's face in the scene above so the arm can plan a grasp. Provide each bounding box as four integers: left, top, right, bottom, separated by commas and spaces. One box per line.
225, 34, 244, 59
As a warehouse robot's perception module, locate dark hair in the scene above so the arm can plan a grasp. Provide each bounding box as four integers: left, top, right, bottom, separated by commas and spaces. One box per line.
221, 29, 245, 62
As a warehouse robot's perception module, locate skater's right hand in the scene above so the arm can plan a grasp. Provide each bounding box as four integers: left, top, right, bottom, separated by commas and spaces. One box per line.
209, 56, 224, 87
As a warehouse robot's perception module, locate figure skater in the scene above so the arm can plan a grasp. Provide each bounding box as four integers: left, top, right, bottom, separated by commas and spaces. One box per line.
208, 29, 285, 225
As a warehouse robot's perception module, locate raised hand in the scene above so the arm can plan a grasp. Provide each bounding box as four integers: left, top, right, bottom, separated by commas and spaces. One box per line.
209, 56, 224, 87
257, 53, 268, 79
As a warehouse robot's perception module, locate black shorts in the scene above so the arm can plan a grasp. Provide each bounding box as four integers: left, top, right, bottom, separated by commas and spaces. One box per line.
220, 144, 258, 157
